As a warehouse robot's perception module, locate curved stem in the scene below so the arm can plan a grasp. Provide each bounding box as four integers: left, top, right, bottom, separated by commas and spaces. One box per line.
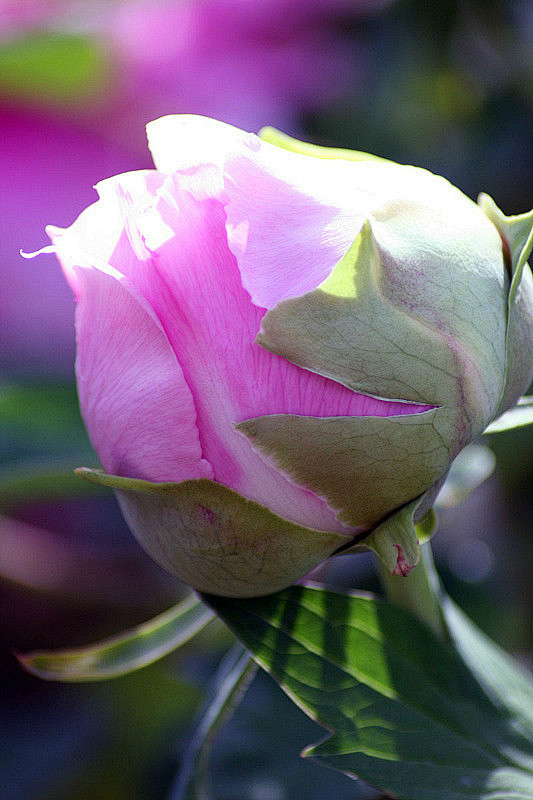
377, 542, 449, 641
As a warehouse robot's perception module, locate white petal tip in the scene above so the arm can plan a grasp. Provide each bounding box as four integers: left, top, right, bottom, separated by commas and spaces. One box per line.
20, 245, 56, 259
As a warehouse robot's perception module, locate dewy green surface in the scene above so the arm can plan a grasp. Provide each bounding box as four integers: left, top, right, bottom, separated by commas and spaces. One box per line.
76, 469, 350, 597
208, 585, 533, 800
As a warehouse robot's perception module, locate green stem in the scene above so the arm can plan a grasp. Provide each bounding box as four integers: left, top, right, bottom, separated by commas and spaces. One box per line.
377, 542, 449, 641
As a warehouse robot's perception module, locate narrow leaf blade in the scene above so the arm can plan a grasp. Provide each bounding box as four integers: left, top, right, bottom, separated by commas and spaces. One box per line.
435, 444, 496, 508
170, 645, 257, 800
484, 397, 533, 434
18, 594, 215, 681
443, 597, 533, 739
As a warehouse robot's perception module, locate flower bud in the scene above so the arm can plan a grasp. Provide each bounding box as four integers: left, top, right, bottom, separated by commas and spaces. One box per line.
46, 115, 533, 596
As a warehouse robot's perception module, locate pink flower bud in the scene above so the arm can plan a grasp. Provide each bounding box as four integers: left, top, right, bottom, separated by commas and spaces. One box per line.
46, 116, 533, 596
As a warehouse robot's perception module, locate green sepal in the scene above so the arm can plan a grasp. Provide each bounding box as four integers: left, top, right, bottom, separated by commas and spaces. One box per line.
257, 218, 476, 447
259, 207, 510, 451
236, 411, 448, 531
345, 496, 423, 576
480, 194, 533, 284
258, 126, 392, 165
258, 220, 457, 406
75, 468, 350, 598
247, 220, 466, 532
479, 194, 533, 417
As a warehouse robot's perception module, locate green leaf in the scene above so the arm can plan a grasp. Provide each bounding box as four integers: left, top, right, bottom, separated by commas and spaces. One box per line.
18, 594, 215, 681
207, 585, 533, 800
0, 33, 110, 107
170, 645, 257, 800
207, 669, 371, 800
484, 397, 533, 434
258, 126, 393, 164
443, 597, 533, 739
75, 468, 349, 598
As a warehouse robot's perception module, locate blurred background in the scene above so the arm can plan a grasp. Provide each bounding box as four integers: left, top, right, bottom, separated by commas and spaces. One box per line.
2, 1, 533, 798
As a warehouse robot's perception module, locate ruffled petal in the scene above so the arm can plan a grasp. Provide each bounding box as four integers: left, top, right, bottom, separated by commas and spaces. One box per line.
147, 114, 254, 175
98, 169, 429, 533
48, 207, 213, 485
47, 170, 165, 298
148, 114, 495, 314
147, 115, 364, 307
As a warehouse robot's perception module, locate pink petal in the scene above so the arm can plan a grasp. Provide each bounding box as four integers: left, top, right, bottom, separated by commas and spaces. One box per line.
46, 170, 165, 298
221, 143, 459, 310
148, 116, 364, 308
103, 169, 427, 532
223, 150, 363, 308
48, 212, 213, 486
148, 115, 485, 315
